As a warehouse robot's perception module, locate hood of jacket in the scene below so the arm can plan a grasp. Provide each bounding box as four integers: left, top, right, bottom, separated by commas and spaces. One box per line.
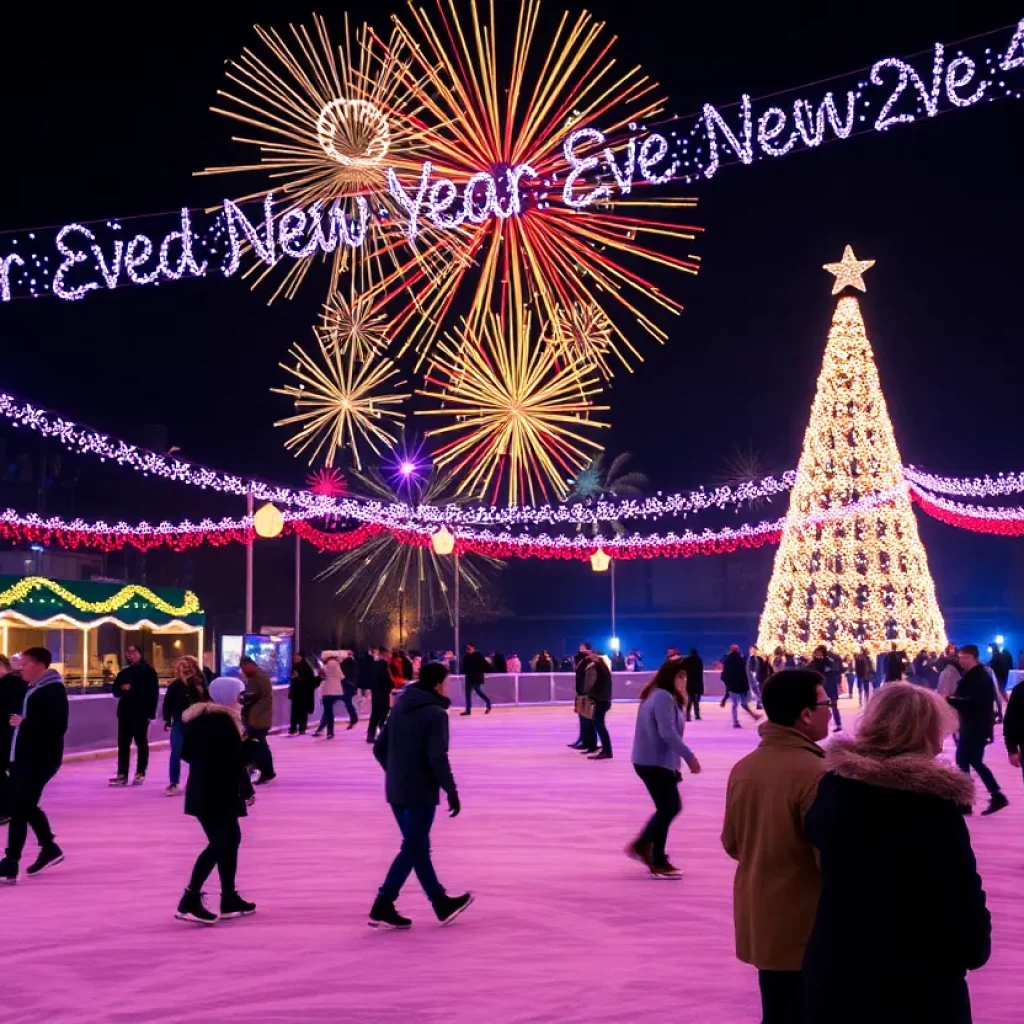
826, 738, 975, 806
395, 683, 451, 715
182, 699, 244, 737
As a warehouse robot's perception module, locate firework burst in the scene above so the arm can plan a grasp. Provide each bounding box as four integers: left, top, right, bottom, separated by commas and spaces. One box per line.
416, 308, 609, 505
306, 466, 348, 497
548, 302, 614, 380
320, 287, 391, 356
273, 331, 408, 469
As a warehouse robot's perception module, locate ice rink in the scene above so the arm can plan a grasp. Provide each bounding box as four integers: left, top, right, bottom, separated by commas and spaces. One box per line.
4, 700, 1023, 1024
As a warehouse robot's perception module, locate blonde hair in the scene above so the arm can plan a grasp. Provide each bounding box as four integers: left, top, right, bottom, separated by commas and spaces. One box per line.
854, 682, 957, 756
175, 655, 202, 680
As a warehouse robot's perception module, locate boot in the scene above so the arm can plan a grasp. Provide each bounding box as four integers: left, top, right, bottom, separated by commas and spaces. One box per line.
432, 892, 473, 926
220, 891, 257, 918
175, 889, 217, 925
26, 843, 63, 877
368, 896, 412, 930
981, 792, 1009, 816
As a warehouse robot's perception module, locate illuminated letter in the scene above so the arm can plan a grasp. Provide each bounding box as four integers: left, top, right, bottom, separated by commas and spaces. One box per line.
562, 128, 611, 208
222, 194, 277, 276
638, 134, 678, 185
426, 179, 465, 228
91, 238, 124, 289
945, 56, 988, 108
278, 208, 317, 258
701, 94, 753, 179
53, 224, 99, 301
158, 208, 208, 280
125, 235, 160, 284
463, 172, 499, 224
1000, 18, 1024, 70
502, 163, 537, 216
387, 162, 432, 243
757, 107, 797, 157
604, 138, 637, 195
0, 253, 24, 302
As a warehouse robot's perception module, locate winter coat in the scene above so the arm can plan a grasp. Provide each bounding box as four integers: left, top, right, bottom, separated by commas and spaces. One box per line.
1003, 683, 1024, 756
721, 722, 826, 971
631, 688, 694, 772
163, 677, 205, 725
535, 654, 552, 672
288, 658, 318, 713
373, 684, 457, 807
462, 650, 490, 685
372, 658, 393, 694
989, 648, 1013, 684
681, 654, 704, 696
885, 650, 908, 682
10, 669, 68, 776
506, 656, 522, 674
576, 655, 611, 702
320, 659, 344, 698
720, 651, 749, 695
240, 668, 273, 731
181, 701, 254, 821
803, 741, 989, 1024
112, 659, 159, 721
854, 653, 873, 681
341, 656, 358, 694
491, 652, 507, 673
937, 663, 962, 698
948, 664, 997, 743
0, 671, 27, 772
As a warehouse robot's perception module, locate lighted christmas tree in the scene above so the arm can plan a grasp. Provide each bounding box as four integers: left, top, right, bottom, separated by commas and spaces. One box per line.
756, 246, 946, 657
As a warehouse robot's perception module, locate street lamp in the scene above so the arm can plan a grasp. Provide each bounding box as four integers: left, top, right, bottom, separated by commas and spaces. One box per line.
589, 547, 616, 654
253, 502, 284, 538
431, 527, 460, 664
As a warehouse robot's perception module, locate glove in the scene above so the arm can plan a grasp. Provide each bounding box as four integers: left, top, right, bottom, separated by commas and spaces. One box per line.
447, 790, 461, 818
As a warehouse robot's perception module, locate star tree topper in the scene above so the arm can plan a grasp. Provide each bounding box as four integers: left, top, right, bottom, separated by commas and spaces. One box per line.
823, 245, 875, 295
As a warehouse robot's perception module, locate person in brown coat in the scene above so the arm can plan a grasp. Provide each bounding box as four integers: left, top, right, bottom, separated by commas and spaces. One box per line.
721, 669, 831, 1024
239, 658, 275, 785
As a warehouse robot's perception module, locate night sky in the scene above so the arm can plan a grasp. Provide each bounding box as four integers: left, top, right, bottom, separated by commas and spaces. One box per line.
1, 1, 1022, 656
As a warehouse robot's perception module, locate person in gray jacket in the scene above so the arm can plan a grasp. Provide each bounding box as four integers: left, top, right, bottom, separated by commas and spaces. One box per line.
369, 662, 473, 930
627, 659, 702, 878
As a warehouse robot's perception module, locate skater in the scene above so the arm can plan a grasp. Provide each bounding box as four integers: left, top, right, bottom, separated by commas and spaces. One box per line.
722, 669, 830, 1023
989, 641, 1012, 721
570, 645, 598, 751
288, 651, 318, 735
682, 647, 704, 721
109, 643, 159, 786
175, 676, 257, 925
239, 656, 275, 785
853, 647, 874, 706
368, 661, 473, 929
163, 656, 209, 796
367, 647, 394, 744
340, 649, 360, 727
802, 684, 990, 1024
0, 647, 68, 885
314, 654, 344, 738
1005, 678, 1024, 785
948, 645, 1007, 816
627, 660, 702, 878
746, 647, 766, 709
722, 645, 761, 728
809, 646, 843, 732
460, 642, 491, 715
0, 656, 26, 825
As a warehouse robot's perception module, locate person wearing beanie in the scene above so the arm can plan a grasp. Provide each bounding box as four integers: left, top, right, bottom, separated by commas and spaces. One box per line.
175, 676, 257, 925
368, 662, 473, 930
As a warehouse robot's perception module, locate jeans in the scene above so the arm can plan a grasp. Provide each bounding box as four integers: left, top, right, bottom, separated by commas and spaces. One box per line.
634, 764, 681, 867
117, 716, 150, 777
592, 699, 612, 755
5, 767, 56, 862
758, 970, 803, 1024
955, 735, 1002, 797
189, 816, 241, 894
729, 692, 756, 725
576, 713, 598, 749
465, 681, 491, 712
341, 686, 358, 725
246, 727, 275, 779
368, 690, 391, 741
855, 678, 872, 705
379, 804, 444, 903
823, 679, 843, 729
686, 695, 701, 721
169, 720, 185, 786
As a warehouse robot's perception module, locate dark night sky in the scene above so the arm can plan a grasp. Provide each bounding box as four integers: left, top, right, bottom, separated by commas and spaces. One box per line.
1, 1, 1022, 651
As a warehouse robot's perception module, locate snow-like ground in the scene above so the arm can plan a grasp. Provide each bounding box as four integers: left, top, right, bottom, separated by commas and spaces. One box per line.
4, 700, 1023, 1024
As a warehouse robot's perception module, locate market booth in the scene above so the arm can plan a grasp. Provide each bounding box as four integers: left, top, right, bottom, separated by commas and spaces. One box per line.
0, 575, 204, 686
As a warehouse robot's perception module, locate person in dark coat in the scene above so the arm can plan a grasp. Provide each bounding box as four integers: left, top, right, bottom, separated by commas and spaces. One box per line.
579, 649, 613, 760
175, 676, 256, 925
853, 647, 874, 706
809, 646, 843, 732
722, 645, 761, 729
490, 650, 507, 674
535, 650, 553, 673
460, 642, 492, 716
681, 648, 704, 721
288, 652, 318, 735
0, 647, 68, 884
948, 645, 1008, 816
884, 646, 908, 682
803, 683, 991, 1024
163, 655, 209, 796
369, 662, 472, 930
1004, 679, 1024, 789
367, 647, 394, 744
569, 646, 597, 751
0, 656, 27, 823
988, 642, 1013, 715
109, 644, 159, 786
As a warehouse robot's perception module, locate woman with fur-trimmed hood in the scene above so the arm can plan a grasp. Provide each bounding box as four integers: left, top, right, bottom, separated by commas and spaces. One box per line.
802, 683, 991, 1024
174, 676, 257, 926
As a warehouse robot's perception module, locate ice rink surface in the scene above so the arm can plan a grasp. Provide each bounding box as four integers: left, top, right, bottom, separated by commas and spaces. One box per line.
4, 700, 1023, 1024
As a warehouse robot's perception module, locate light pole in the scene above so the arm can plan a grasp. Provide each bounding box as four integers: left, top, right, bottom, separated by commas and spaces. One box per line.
245, 489, 254, 634
431, 526, 458, 665
250, 500, 284, 636
294, 530, 301, 651
589, 547, 617, 651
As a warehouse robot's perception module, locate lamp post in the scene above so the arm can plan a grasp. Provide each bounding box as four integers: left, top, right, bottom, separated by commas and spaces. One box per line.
431, 526, 458, 664
589, 547, 617, 652
250, 500, 284, 636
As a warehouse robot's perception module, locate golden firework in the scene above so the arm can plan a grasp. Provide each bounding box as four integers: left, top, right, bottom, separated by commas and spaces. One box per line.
273, 331, 408, 469
416, 308, 610, 505
548, 303, 614, 379
320, 288, 390, 356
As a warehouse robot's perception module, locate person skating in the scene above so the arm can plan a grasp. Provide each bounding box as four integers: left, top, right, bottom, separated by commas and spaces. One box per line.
802, 684, 990, 1024
0, 647, 68, 885
682, 648, 704, 721
368, 662, 473, 929
313, 654, 351, 738
809, 645, 843, 732
569, 645, 598, 750
1004, 679, 1024, 791
340, 650, 360, 729
109, 644, 159, 786
948, 645, 1007, 816
288, 651, 318, 735
460, 642, 491, 715
721, 669, 831, 1024
585, 647, 614, 759
367, 647, 394, 744
722, 645, 762, 729
163, 656, 209, 796
628, 659, 702, 879
989, 641, 1013, 722
0, 656, 27, 825
175, 676, 257, 925
239, 657, 275, 785
853, 647, 874, 706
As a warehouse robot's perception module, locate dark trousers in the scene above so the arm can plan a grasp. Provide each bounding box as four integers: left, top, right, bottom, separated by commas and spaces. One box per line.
856, 678, 872, 705
246, 727, 274, 778
368, 690, 391, 740
379, 804, 443, 903
341, 687, 358, 724
758, 970, 803, 1024
188, 816, 241, 894
5, 767, 56, 862
823, 680, 842, 729
634, 764, 681, 867
169, 720, 185, 786
465, 681, 491, 712
686, 694, 701, 721
0, 763, 11, 819
289, 702, 309, 734
592, 699, 612, 755
577, 713, 597, 749
956, 735, 1002, 797
117, 716, 150, 777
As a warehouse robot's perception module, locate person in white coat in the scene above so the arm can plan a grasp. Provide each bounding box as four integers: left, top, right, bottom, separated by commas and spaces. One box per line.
313, 655, 345, 739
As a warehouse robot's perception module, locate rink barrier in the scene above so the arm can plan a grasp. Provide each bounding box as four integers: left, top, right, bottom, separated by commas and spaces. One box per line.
59, 669, 1024, 762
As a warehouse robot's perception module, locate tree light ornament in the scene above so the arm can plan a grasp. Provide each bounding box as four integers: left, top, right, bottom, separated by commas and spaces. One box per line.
822, 244, 875, 294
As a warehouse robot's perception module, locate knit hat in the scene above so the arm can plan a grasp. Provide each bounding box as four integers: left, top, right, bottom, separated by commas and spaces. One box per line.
209, 675, 244, 708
